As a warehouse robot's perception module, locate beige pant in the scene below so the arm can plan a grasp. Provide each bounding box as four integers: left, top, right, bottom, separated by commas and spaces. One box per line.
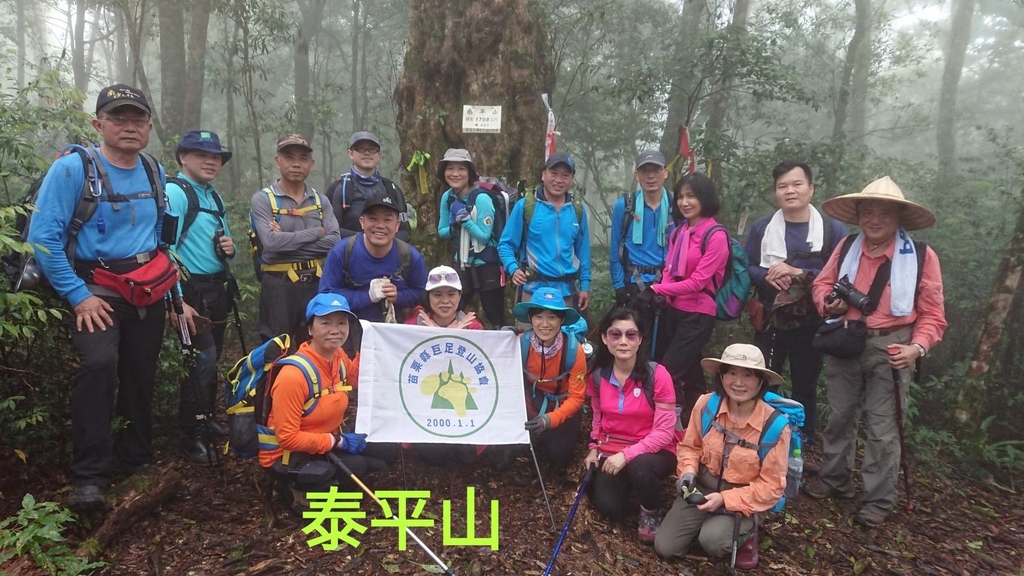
654, 467, 754, 559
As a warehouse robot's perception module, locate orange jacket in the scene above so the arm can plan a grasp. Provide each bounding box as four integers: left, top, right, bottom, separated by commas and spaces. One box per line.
258, 341, 359, 468
521, 334, 586, 428
677, 393, 789, 516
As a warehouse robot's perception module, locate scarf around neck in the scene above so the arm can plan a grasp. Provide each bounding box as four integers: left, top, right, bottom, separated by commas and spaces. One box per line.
837, 227, 918, 317
631, 188, 670, 248
350, 166, 381, 187
759, 206, 825, 268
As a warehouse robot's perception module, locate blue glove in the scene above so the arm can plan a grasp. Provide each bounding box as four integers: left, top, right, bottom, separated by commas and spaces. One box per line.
338, 432, 367, 455
454, 208, 471, 224
449, 199, 467, 221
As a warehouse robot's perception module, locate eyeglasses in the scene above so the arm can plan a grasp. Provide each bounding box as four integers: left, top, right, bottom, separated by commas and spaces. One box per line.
101, 115, 151, 128
352, 147, 380, 155
428, 271, 460, 284
606, 329, 641, 342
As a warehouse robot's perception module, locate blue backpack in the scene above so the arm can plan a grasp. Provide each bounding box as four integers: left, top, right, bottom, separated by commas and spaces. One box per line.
519, 324, 586, 416
700, 391, 804, 511
699, 224, 752, 321
225, 335, 291, 457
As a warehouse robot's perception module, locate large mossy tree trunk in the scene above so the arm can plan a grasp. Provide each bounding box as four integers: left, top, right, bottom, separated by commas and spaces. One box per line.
394, 0, 553, 264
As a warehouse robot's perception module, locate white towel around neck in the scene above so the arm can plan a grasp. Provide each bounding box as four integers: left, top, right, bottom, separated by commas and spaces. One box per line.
759, 206, 825, 268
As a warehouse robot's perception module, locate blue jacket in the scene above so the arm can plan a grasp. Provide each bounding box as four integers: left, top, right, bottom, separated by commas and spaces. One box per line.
608, 191, 672, 290
27, 146, 167, 307
497, 186, 591, 297
165, 172, 232, 276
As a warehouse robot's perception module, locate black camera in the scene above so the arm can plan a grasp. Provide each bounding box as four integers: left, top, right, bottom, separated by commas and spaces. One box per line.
827, 275, 872, 311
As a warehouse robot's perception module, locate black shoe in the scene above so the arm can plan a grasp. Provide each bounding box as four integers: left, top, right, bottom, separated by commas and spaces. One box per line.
67, 485, 105, 512
183, 438, 222, 465
207, 419, 229, 438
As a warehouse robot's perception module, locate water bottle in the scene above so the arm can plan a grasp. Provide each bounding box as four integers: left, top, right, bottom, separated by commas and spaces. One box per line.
785, 448, 803, 503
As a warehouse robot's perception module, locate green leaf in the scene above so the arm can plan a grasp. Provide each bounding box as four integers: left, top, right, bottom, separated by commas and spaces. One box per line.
805, 545, 815, 559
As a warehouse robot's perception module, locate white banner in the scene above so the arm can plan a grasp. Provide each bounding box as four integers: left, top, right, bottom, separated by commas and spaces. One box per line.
355, 322, 529, 445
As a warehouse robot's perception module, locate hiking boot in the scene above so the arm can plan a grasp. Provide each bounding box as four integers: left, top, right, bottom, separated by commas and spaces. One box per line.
735, 528, 759, 570
208, 419, 229, 438
853, 508, 887, 528
67, 485, 105, 513
802, 478, 855, 501
637, 506, 662, 546
183, 438, 221, 465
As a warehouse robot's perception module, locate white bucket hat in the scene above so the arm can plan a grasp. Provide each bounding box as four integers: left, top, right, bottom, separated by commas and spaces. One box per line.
436, 148, 479, 183
425, 265, 462, 292
700, 343, 783, 386
821, 176, 936, 231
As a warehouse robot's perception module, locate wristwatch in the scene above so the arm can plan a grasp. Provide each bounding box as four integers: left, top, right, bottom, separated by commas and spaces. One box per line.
912, 343, 926, 358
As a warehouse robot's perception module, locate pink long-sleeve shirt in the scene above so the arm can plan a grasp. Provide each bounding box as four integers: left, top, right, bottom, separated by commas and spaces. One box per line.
811, 237, 947, 352
652, 218, 729, 316
588, 363, 677, 462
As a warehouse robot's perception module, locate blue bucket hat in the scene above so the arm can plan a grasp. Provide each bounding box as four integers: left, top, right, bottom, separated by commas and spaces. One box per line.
176, 130, 232, 164
512, 287, 582, 325
305, 293, 357, 322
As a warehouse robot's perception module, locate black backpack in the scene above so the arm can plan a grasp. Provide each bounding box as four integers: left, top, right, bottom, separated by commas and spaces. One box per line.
445, 177, 524, 263
325, 174, 411, 241
167, 176, 226, 245
2, 145, 162, 291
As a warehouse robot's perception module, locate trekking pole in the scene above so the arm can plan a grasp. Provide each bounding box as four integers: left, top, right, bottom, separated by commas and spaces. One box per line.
542, 464, 596, 576
215, 227, 248, 354
169, 283, 219, 465
528, 439, 558, 531
726, 512, 740, 576
890, 364, 914, 510
326, 452, 455, 575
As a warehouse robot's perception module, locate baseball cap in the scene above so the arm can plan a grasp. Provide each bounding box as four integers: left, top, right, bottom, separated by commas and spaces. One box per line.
95, 84, 151, 115
544, 152, 576, 174
176, 130, 232, 164
305, 293, 357, 322
362, 188, 402, 214
349, 131, 381, 149
276, 133, 313, 153
635, 150, 666, 170
425, 265, 462, 292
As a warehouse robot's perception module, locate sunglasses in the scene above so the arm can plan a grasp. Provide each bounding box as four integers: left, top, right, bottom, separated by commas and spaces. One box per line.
606, 329, 641, 342
428, 271, 460, 284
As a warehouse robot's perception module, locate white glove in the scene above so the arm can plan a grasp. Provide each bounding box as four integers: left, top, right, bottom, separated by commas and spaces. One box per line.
369, 278, 387, 303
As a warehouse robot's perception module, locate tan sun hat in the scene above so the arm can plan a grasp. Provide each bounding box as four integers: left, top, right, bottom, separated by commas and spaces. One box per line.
821, 176, 936, 231
700, 343, 783, 386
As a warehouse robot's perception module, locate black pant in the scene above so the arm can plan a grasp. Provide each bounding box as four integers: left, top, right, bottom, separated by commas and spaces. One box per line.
180, 278, 231, 436
528, 391, 584, 468
754, 323, 822, 438
590, 450, 676, 517
258, 272, 320, 349
265, 443, 398, 494
656, 308, 716, 424
69, 296, 166, 487
457, 264, 507, 327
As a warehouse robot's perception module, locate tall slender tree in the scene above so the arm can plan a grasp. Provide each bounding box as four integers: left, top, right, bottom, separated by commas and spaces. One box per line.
937, 0, 978, 177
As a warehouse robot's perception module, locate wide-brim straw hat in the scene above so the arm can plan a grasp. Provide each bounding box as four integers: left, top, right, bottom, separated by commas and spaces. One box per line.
700, 343, 783, 386
821, 176, 936, 231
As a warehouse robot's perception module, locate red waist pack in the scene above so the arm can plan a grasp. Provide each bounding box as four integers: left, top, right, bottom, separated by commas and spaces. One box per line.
92, 250, 179, 306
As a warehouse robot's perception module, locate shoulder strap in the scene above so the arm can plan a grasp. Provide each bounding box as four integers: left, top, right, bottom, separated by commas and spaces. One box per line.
699, 223, 728, 254
262, 188, 281, 222
168, 176, 200, 244
139, 152, 164, 214
63, 146, 102, 267
276, 354, 323, 417
520, 331, 532, 368
701, 392, 724, 438
521, 192, 537, 259
571, 193, 584, 224
343, 236, 356, 276
563, 335, 578, 375
642, 361, 658, 409
756, 409, 787, 462
838, 233, 857, 262
395, 238, 413, 279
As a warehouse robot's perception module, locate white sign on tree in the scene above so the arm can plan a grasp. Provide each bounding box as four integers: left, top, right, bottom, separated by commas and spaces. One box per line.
462, 105, 502, 133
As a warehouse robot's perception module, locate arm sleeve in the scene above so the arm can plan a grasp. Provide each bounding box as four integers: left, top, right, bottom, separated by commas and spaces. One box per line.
437, 190, 453, 240
26, 155, 91, 307
270, 365, 337, 455
653, 228, 729, 298
812, 241, 844, 316
321, 240, 373, 312
588, 372, 604, 449
721, 427, 790, 515
395, 250, 427, 310
676, 394, 709, 477
910, 246, 947, 351
250, 191, 321, 253
803, 218, 849, 277
497, 199, 525, 274
622, 366, 678, 461
164, 182, 188, 248
609, 198, 626, 290
462, 192, 495, 245
745, 219, 768, 286
577, 206, 592, 291
306, 192, 341, 251
546, 343, 587, 428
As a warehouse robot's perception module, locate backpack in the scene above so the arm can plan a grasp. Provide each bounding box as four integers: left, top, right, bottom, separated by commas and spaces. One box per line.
521, 188, 585, 258
225, 334, 291, 457
445, 177, 524, 263
167, 176, 226, 245
590, 361, 658, 410
700, 390, 805, 512
247, 187, 323, 281
695, 224, 751, 321
326, 174, 410, 230
340, 235, 413, 287
2, 145, 162, 291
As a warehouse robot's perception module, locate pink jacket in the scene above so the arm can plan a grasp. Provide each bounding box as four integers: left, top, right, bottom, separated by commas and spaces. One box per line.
587, 363, 677, 462
653, 218, 729, 316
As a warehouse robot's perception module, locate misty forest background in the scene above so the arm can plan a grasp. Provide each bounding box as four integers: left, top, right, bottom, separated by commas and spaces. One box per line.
1, 0, 1023, 509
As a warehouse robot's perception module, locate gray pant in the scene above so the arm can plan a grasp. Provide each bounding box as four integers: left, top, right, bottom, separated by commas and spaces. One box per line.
654, 468, 754, 559
819, 325, 913, 516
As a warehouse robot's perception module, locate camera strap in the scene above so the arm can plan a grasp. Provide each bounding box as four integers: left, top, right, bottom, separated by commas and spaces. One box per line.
862, 259, 892, 315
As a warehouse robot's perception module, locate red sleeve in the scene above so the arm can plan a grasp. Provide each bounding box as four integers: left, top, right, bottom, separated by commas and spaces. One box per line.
911, 246, 947, 351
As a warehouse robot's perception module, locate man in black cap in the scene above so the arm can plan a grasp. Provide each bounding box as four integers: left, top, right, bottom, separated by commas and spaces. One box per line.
27, 83, 168, 511
498, 151, 591, 310
250, 133, 340, 346
610, 150, 672, 304
325, 130, 412, 241
165, 129, 236, 463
